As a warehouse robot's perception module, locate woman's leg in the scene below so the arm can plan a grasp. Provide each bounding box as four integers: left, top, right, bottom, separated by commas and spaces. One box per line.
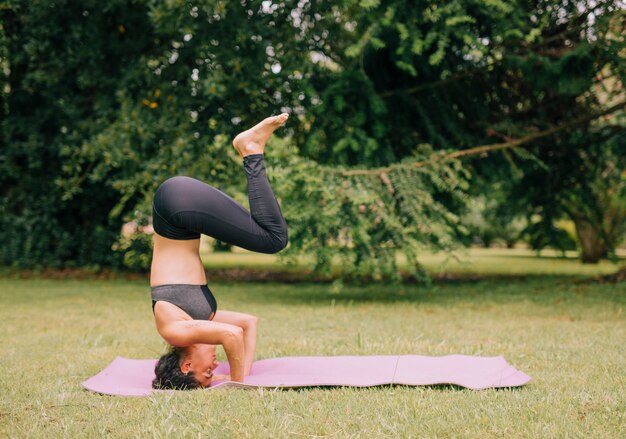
160, 158, 287, 253
241, 153, 289, 251
157, 114, 289, 253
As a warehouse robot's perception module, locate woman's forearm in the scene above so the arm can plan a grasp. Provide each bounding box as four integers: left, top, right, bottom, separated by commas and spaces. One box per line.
242, 318, 258, 376
207, 311, 259, 379
221, 328, 245, 382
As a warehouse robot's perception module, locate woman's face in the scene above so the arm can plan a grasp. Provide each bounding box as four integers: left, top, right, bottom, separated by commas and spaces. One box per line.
183, 344, 218, 387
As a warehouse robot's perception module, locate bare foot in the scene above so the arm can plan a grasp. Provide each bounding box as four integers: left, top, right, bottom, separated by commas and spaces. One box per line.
232, 113, 289, 157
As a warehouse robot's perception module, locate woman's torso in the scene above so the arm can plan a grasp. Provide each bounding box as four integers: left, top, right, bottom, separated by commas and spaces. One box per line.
150, 233, 207, 287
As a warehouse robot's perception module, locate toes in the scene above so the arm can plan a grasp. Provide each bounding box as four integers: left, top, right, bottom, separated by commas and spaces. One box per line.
274, 113, 289, 124
260, 113, 289, 127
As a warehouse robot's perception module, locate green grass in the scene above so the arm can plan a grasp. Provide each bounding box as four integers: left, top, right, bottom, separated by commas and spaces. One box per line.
202, 245, 624, 278
1, 250, 625, 437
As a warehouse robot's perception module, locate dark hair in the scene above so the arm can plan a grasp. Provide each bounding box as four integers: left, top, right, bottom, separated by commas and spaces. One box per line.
152, 347, 201, 390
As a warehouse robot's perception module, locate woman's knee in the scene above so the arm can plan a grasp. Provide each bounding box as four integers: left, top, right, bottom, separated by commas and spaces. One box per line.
277, 232, 289, 253
266, 229, 288, 254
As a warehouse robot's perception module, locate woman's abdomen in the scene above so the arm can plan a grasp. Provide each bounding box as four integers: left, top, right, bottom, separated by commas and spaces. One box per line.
150, 234, 206, 286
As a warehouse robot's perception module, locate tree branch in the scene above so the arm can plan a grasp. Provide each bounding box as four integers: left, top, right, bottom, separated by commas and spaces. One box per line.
341, 101, 625, 176
377, 4, 615, 99
378, 65, 487, 98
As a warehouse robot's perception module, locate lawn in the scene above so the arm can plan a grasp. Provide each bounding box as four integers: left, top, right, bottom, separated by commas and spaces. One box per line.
1, 250, 625, 437
200, 241, 625, 278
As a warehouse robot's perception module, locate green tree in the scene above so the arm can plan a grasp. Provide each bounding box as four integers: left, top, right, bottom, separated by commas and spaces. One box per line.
1, 0, 158, 268
1, 0, 624, 279
283, 0, 625, 271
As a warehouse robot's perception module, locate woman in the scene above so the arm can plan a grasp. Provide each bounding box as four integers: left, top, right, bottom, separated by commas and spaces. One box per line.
150, 113, 289, 389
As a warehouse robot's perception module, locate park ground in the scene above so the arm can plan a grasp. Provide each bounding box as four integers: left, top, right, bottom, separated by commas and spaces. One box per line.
1, 248, 625, 437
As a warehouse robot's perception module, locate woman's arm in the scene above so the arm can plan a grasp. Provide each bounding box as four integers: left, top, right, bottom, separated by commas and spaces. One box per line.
212, 311, 258, 376
159, 320, 245, 382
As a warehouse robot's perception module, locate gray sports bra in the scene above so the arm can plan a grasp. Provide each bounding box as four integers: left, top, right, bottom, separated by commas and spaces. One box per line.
151, 284, 217, 320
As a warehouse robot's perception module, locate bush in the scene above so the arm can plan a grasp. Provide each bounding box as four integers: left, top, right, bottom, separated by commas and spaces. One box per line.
112, 231, 153, 272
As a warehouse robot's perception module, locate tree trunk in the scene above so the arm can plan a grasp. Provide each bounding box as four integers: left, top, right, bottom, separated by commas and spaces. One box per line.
573, 219, 607, 264
569, 190, 626, 264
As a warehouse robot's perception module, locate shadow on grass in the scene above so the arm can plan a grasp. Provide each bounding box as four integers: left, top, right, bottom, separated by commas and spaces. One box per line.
272, 383, 527, 393
203, 268, 608, 287
486, 253, 626, 262
2, 267, 624, 307
220, 274, 625, 307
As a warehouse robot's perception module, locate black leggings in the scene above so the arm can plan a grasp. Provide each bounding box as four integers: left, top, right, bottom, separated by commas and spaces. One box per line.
152, 154, 288, 254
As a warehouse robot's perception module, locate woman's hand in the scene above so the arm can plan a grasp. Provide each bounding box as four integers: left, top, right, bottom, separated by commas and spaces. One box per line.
213, 374, 231, 381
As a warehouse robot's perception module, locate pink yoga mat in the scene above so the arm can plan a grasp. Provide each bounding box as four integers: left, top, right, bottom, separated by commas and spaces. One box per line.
82, 355, 530, 396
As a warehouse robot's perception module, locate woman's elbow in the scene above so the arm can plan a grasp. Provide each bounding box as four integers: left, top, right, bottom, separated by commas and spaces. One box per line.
245, 314, 258, 329
266, 231, 288, 254
223, 326, 244, 343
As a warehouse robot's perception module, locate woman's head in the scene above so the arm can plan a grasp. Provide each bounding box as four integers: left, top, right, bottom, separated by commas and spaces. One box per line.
152, 344, 218, 390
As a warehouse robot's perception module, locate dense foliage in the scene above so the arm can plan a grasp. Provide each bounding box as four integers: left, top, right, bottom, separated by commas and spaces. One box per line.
1, 1, 624, 278
268, 141, 470, 282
